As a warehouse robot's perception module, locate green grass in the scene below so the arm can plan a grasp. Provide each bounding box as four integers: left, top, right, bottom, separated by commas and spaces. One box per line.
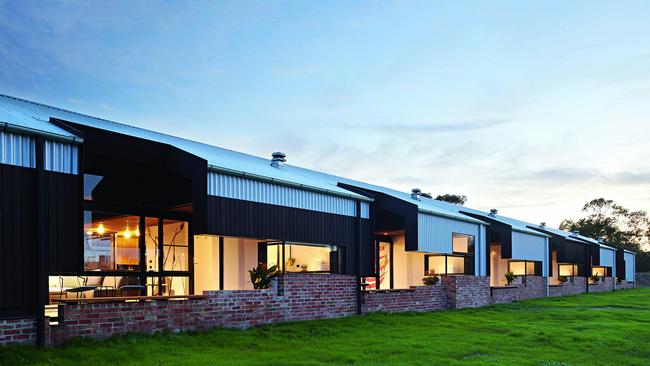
2, 289, 650, 366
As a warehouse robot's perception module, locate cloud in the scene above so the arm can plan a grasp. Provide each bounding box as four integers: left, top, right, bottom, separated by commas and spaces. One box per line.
508, 168, 650, 186
343, 118, 511, 133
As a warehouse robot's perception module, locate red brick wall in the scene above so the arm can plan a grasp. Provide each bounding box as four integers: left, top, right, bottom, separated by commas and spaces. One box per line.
49, 274, 356, 345
0, 317, 37, 345
441, 276, 490, 309
490, 276, 546, 304
617, 281, 634, 289
549, 277, 587, 297
361, 285, 446, 313
588, 277, 614, 293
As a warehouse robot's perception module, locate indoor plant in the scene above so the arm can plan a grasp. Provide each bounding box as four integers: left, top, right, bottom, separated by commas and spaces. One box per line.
505, 271, 516, 285
249, 265, 279, 289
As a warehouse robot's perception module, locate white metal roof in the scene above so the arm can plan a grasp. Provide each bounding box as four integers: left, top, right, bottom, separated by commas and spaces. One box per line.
410, 199, 549, 237
0, 94, 369, 201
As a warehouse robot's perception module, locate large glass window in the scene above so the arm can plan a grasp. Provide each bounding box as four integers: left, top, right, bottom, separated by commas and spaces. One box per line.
452, 233, 474, 254
591, 266, 609, 277
559, 264, 579, 277
508, 260, 541, 276
162, 219, 189, 271
262, 242, 339, 273
84, 211, 140, 271
144, 217, 159, 272
425, 255, 465, 275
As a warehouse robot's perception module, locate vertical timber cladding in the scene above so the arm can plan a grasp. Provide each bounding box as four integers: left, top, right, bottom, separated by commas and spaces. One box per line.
206, 195, 371, 273
0, 164, 38, 317
44, 171, 83, 273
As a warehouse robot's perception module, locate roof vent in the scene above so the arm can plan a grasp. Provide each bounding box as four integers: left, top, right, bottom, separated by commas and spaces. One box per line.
489, 209, 498, 217
270, 152, 286, 168
539, 222, 546, 228
597, 237, 605, 243
572, 230, 580, 236
411, 188, 422, 201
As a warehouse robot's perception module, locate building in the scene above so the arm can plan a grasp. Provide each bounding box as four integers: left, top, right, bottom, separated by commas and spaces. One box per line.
0, 94, 637, 346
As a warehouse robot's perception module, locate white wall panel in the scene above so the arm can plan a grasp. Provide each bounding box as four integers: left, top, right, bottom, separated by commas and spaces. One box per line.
511, 231, 546, 262
207, 171, 367, 218
600, 247, 615, 268
624, 252, 635, 281
417, 212, 480, 254
44, 139, 79, 174
0, 131, 35, 168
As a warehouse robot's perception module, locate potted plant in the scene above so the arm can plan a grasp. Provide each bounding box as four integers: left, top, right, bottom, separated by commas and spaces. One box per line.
249, 265, 279, 289
558, 276, 568, 284
505, 271, 516, 286
422, 276, 439, 286
590, 274, 600, 284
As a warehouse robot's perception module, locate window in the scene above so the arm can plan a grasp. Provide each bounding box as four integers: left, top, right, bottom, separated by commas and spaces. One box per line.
162, 219, 189, 271
84, 211, 140, 271
559, 264, 579, 277
591, 266, 609, 277
508, 260, 541, 276
452, 233, 474, 254
261, 242, 339, 273
425, 255, 466, 275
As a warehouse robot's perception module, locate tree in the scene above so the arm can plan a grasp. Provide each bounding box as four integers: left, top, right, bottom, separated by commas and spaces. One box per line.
434, 194, 467, 205
559, 198, 650, 272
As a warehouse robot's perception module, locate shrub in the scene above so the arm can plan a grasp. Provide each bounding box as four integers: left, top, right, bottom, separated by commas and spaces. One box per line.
505, 271, 516, 285
558, 276, 568, 284
249, 265, 279, 289
422, 276, 439, 286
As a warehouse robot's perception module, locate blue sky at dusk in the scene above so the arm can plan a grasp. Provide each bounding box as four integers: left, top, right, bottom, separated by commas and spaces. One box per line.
2, 1, 650, 228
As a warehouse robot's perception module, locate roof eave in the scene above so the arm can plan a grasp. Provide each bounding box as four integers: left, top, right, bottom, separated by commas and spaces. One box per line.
1, 121, 83, 144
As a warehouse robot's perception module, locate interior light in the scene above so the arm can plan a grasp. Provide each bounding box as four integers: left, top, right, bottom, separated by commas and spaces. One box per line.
86, 230, 93, 236
97, 224, 105, 235
135, 228, 141, 237
124, 228, 132, 239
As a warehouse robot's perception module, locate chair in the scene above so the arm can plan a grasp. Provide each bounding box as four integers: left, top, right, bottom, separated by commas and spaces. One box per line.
63, 276, 103, 299
118, 276, 146, 296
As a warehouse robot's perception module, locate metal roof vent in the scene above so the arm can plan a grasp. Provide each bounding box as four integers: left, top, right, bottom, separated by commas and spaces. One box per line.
489, 209, 498, 217
539, 222, 546, 228
411, 188, 422, 201
270, 152, 286, 168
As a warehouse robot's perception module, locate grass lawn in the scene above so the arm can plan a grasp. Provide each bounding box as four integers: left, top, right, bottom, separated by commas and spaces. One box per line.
2, 288, 649, 366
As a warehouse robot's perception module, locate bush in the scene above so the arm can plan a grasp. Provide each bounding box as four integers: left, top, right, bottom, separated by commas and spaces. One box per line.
249, 265, 279, 289
558, 276, 568, 284
422, 276, 439, 286
505, 271, 516, 285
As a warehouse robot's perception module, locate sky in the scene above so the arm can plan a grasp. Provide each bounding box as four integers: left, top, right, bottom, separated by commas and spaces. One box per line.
1, 1, 650, 228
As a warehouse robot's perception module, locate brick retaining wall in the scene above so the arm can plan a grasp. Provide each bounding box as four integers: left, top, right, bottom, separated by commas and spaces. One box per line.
441, 276, 490, 309
361, 285, 446, 313
549, 277, 587, 297
588, 277, 614, 293
617, 281, 634, 289
49, 273, 356, 345
636, 273, 650, 287
0, 317, 38, 346
490, 276, 546, 304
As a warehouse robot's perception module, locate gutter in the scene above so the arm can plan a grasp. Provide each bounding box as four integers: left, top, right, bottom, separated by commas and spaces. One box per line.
208, 164, 373, 203
1, 121, 83, 144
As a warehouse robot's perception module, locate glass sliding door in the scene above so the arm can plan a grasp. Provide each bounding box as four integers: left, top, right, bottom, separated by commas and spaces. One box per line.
83, 211, 141, 272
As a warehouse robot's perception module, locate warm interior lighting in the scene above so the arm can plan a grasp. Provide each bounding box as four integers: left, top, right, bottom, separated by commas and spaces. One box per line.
135, 228, 141, 237
97, 224, 105, 235
86, 230, 93, 236
124, 228, 132, 238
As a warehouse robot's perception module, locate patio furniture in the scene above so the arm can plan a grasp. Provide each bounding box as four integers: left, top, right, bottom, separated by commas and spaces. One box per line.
62, 276, 103, 299
118, 276, 146, 296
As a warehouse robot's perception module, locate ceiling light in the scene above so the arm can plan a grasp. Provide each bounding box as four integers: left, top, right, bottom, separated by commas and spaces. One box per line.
97, 224, 105, 235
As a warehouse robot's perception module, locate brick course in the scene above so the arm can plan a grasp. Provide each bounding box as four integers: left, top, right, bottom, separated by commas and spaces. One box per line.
588, 277, 614, 293
49, 273, 355, 345
441, 276, 490, 309
617, 281, 634, 290
0, 317, 38, 346
490, 276, 546, 304
549, 277, 587, 297
361, 285, 446, 313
